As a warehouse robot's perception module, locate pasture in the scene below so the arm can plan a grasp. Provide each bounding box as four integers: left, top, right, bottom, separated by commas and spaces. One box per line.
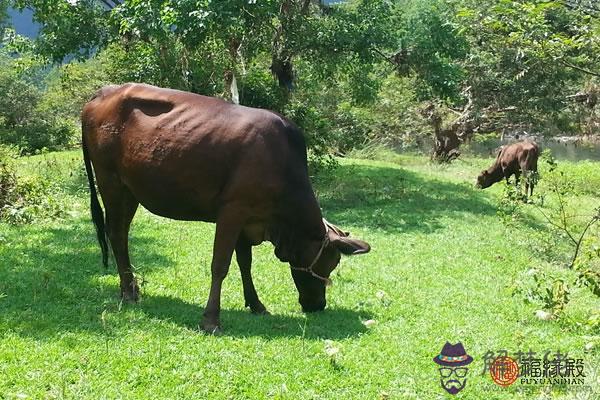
0, 150, 599, 399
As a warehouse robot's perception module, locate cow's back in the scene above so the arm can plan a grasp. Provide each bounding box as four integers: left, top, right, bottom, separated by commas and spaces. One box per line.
498, 141, 539, 174
82, 83, 305, 222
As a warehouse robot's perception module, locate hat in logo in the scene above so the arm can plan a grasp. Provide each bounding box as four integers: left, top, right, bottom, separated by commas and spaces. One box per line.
433, 342, 474, 367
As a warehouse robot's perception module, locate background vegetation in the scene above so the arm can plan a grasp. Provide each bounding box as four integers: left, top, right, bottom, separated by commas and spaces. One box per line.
0, 1, 599, 398
0, 0, 598, 157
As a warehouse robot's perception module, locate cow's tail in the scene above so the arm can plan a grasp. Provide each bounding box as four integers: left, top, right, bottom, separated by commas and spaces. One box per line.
82, 129, 109, 268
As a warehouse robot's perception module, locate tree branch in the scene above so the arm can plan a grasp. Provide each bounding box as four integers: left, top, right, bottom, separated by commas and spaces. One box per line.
559, 59, 600, 78
535, 202, 577, 245
301, 0, 312, 14
569, 215, 599, 269
371, 47, 396, 66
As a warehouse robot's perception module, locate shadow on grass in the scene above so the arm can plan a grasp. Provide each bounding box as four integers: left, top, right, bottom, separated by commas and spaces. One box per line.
1, 161, 544, 339
0, 219, 366, 340
0, 221, 165, 335
140, 295, 367, 339
314, 163, 498, 233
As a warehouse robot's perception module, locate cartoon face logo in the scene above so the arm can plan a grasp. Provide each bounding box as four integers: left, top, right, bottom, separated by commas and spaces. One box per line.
433, 342, 474, 395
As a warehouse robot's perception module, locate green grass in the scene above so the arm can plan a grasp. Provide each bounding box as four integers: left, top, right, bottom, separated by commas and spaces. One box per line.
1, 150, 599, 399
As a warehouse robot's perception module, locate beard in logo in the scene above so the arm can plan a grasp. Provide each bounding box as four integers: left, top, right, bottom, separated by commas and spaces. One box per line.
441, 378, 466, 395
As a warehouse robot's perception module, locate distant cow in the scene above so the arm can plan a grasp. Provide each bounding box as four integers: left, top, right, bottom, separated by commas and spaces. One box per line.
82, 83, 370, 333
476, 141, 540, 197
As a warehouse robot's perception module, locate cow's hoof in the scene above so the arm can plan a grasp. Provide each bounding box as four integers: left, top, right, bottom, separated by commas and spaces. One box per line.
200, 320, 222, 335
120, 278, 140, 302
252, 308, 270, 315
250, 302, 270, 315
121, 286, 139, 303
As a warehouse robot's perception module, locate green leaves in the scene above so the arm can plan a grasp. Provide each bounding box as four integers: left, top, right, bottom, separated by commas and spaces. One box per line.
11, 0, 112, 62
454, 0, 600, 131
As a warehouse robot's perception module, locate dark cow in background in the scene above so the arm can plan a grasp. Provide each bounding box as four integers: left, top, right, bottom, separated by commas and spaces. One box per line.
476, 141, 540, 197
82, 83, 370, 333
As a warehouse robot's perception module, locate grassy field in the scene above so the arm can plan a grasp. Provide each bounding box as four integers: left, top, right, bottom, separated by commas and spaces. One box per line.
0, 150, 599, 399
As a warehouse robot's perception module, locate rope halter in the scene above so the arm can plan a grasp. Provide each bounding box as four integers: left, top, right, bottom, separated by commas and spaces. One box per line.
290, 221, 332, 286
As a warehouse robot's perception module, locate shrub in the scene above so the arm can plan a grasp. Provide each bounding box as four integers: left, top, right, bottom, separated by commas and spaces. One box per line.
496, 182, 524, 224
0, 146, 19, 214
511, 152, 600, 318
284, 98, 336, 171
512, 268, 571, 318
0, 145, 65, 224
239, 60, 287, 112
0, 118, 77, 152
0, 50, 79, 152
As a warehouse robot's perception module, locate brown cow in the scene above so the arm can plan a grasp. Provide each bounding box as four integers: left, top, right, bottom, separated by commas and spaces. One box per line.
81, 83, 370, 333
476, 141, 540, 197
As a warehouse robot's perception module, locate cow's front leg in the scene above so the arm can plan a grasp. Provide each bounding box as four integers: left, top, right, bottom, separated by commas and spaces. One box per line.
201, 207, 245, 334
503, 169, 510, 185
235, 237, 268, 315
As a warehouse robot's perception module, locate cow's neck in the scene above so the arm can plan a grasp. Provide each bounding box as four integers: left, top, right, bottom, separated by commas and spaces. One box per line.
268, 190, 325, 266
487, 163, 505, 184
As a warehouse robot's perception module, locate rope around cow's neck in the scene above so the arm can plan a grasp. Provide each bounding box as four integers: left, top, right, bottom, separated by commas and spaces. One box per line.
290, 221, 332, 286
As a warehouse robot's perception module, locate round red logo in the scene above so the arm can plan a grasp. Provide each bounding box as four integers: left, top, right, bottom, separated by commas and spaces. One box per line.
490, 356, 519, 386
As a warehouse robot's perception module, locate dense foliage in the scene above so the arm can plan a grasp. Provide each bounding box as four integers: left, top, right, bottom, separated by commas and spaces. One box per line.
0, 0, 598, 157
0, 144, 67, 222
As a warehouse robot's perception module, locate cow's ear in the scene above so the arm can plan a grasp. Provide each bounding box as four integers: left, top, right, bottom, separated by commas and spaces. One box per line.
331, 235, 371, 255
482, 170, 488, 176
323, 218, 349, 237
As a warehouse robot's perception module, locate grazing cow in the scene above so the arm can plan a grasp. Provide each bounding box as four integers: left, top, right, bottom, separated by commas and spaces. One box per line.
476, 141, 540, 197
82, 83, 370, 333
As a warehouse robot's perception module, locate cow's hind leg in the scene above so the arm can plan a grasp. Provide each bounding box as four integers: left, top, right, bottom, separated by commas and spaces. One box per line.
523, 171, 530, 200
101, 181, 140, 301
530, 181, 535, 198
235, 237, 268, 315
523, 166, 537, 199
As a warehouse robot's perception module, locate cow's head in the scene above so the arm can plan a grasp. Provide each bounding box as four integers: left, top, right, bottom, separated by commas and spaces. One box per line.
290, 219, 370, 312
476, 170, 493, 189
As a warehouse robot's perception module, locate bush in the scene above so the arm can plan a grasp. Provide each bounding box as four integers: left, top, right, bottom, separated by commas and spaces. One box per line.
0, 40, 111, 153
0, 145, 19, 213
0, 145, 65, 224
0, 50, 77, 152
326, 74, 431, 154
496, 182, 524, 224
284, 98, 336, 171
510, 152, 600, 318
0, 119, 77, 152
330, 101, 373, 154
239, 59, 287, 112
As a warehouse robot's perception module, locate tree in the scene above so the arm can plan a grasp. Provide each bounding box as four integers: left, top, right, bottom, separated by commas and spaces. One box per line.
0, 0, 9, 27
0, 42, 77, 151
10, 1, 396, 98
456, 0, 598, 134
